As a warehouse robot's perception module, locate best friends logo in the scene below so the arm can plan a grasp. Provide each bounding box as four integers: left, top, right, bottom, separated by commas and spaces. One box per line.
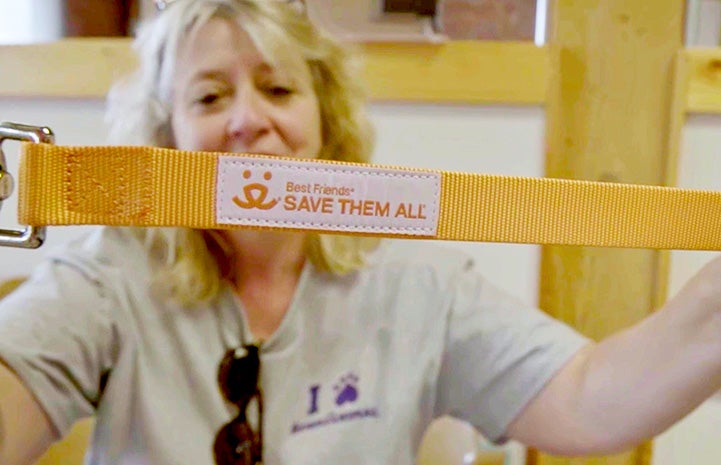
232, 170, 279, 210
216, 157, 441, 236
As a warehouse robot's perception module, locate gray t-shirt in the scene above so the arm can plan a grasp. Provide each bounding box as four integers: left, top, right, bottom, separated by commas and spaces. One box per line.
0, 227, 588, 465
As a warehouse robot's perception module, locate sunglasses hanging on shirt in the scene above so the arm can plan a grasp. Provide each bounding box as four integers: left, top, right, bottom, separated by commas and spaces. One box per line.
214, 344, 263, 465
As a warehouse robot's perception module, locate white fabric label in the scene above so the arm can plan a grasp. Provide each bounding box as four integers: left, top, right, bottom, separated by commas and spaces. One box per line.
216, 156, 440, 236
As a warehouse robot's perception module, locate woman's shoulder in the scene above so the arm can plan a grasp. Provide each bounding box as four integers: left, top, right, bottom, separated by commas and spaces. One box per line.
45, 226, 150, 284
51, 225, 141, 257
373, 240, 473, 268
364, 240, 476, 286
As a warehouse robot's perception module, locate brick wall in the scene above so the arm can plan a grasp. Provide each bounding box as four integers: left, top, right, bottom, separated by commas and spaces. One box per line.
437, 0, 537, 41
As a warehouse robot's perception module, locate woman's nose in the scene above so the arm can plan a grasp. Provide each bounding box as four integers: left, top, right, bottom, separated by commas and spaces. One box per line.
226, 91, 271, 146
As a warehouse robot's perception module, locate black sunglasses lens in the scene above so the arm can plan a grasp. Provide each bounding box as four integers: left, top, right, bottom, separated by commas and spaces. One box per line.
213, 418, 260, 465
218, 345, 260, 404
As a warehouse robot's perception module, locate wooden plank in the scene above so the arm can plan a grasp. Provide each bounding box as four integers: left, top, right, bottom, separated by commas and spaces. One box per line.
532, 1, 684, 465
0, 39, 137, 99
3, 39, 720, 111
685, 47, 721, 113
3, 36, 704, 110
655, 51, 691, 309
0, 39, 548, 104
34, 419, 93, 465
361, 41, 548, 103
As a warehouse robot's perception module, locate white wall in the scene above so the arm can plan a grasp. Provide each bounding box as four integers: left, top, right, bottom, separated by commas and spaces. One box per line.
0, 0, 63, 44
686, 0, 721, 46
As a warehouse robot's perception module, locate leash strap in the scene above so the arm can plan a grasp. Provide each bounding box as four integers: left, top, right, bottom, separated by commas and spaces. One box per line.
14, 142, 721, 250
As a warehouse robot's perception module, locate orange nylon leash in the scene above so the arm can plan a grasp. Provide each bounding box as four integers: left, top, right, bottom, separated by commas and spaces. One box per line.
12, 142, 721, 251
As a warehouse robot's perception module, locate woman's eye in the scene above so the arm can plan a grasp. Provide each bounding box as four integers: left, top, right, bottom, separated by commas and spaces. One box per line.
196, 93, 221, 105
266, 86, 293, 97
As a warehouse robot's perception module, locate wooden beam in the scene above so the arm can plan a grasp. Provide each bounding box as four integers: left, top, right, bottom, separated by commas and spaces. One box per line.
655, 51, 691, 310
22, 42, 721, 112
0, 38, 548, 104
361, 41, 548, 104
3, 38, 720, 113
33, 419, 93, 465
684, 47, 721, 113
532, 2, 684, 465
0, 39, 136, 99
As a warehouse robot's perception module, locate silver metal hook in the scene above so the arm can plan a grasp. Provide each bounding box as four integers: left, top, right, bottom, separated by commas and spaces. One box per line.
0, 122, 53, 249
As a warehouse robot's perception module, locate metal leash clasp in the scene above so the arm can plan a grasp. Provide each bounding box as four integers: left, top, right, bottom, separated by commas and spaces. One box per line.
0, 122, 53, 248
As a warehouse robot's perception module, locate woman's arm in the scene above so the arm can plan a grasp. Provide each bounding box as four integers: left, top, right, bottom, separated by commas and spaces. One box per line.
0, 361, 54, 465
506, 256, 721, 456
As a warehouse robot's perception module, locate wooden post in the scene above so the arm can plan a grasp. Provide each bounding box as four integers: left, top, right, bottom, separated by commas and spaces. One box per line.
531, 1, 685, 465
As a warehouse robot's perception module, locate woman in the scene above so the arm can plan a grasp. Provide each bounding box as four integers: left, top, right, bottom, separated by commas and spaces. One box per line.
2, 1, 721, 464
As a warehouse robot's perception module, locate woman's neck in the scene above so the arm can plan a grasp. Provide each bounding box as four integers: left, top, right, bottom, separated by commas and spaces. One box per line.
220, 230, 308, 340
222, 230, 307, 285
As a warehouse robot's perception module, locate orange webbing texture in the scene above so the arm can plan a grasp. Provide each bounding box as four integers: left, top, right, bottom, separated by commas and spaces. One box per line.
19, 143, 217, 228
437, 172, 721, 249
18, 143, 721, 250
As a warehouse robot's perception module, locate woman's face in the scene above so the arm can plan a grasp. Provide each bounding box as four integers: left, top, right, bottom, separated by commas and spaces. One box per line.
170, 18, 323, 160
